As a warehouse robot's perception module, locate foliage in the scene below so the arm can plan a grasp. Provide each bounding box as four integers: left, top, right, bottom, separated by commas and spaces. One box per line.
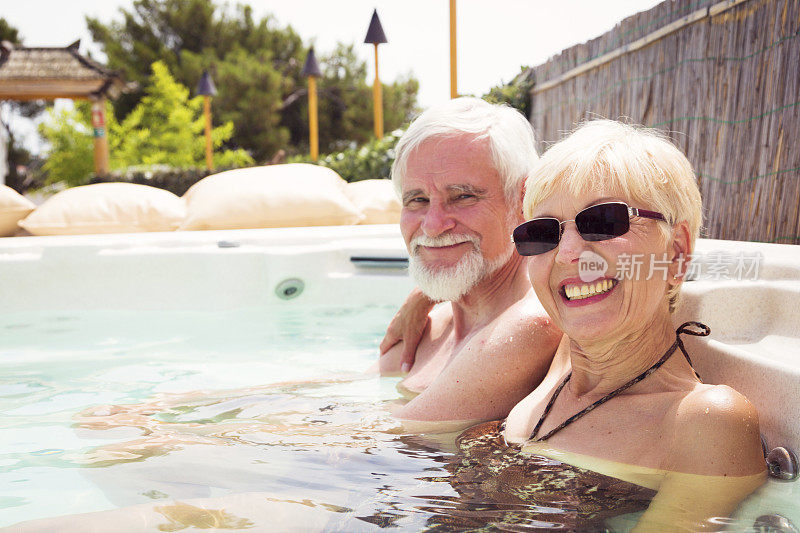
310, 44, 419, 153
289, 128, 404, 183
181, 47, 289, 159
37, 106, 96, 187
39, 61, 252, 186
483, 66, 534, 117
0, 17, 20, 42
0, 18, 46, 192
86, 0, 419, 160
112, 61, 252, 168
90, 165, 221, 196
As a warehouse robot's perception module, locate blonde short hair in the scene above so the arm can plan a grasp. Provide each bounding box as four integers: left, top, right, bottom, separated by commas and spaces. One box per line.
523, 120, 703, 312
392, 97, 538, 208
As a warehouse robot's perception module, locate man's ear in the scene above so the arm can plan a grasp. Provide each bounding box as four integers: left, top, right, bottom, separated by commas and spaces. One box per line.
668, 221, 692, 286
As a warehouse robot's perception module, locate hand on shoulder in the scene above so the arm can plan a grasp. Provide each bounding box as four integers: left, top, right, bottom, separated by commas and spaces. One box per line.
378, 288, 436, 371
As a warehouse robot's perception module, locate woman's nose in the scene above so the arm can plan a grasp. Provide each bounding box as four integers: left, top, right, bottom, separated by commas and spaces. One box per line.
421, 203, 456, 237
554, 223, 584, 264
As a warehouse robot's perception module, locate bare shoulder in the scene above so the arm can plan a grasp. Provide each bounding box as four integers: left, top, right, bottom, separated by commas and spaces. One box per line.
487, 295, 562, 354
504, 334, 570, 444
667, 384, 765, 476
473, 295, 562, 393
396, 298, 561, 423
376, 304, 453, 376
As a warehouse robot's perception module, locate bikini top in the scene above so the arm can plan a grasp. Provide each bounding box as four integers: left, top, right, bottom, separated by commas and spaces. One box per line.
529, 322, 709, 442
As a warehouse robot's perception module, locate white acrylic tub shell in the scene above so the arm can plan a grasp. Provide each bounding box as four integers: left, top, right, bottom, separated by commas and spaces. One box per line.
0, 225, 413, 312
0, 228, 798, 464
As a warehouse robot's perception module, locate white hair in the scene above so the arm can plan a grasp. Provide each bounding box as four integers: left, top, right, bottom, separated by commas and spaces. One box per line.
391, 97, 538, 208
523, 119, 703, 312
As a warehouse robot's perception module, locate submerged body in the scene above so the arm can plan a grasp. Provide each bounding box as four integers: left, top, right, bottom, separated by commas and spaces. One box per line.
453, 420, 764, 531
381, 289, 561, 424
499, 119, 767, 528
376, 98, 561, 425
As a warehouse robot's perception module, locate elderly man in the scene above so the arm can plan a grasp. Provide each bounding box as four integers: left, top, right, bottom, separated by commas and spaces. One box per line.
376, 97, 562, 424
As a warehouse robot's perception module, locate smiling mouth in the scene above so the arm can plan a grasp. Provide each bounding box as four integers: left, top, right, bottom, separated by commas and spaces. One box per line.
414, 241, 474, 256
420, 242, 467, 250
561, 278, 618, 301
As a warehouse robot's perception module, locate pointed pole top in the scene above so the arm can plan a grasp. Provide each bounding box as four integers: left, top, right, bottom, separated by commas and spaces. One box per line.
196, 70, 217, 96
302, 47, 322, 77
364, 9, 388, 44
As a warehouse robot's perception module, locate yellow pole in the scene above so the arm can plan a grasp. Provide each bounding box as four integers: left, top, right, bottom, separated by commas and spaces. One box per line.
308, 75, 319, 161
449, 0, 458, 98
373, 43, 383, 139
91, 98, 110, 175
203, 95, 213, 170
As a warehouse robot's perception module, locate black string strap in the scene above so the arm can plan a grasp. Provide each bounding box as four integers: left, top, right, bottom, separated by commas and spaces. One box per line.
529, 321, 709, 442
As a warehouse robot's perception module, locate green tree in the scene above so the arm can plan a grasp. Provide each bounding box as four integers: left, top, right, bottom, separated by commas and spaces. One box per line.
483, 66, 534, 117
39, 61, 252, 186
181, 47, 289, 158
0, 18, 20, 42
86, 0, 419, 160
87, 0, 303, 160
289, 43, 419, 154
38, 105, 96, 186
0, 18, 46, 192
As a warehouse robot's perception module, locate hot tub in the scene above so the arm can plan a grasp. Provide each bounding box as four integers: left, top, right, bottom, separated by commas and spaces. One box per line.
0, 226, 798, 530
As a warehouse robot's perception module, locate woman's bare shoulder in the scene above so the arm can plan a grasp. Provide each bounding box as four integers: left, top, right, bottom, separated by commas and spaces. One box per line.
666, 383, 765, 476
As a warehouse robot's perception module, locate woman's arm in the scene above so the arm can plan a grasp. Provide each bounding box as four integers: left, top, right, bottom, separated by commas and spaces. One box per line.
635, 385, 766, 531
633, 470, 765, 532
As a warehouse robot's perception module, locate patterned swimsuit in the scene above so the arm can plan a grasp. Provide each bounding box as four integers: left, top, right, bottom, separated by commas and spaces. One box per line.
421, 420, 656, 532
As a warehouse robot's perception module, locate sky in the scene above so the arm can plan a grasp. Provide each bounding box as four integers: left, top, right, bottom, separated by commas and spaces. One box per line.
1, 0, 662, 153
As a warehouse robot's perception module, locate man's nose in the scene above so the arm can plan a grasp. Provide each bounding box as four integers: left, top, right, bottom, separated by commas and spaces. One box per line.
554, 223, 584, 265
420, 202, 455, 237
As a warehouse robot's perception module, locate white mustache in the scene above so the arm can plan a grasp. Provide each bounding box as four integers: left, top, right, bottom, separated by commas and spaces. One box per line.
410, 234, 480, 255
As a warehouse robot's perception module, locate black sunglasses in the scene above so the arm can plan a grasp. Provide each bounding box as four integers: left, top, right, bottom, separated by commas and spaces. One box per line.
512, 201, 667, 256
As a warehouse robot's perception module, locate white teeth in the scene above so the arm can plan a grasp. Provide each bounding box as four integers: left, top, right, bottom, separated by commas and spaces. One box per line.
563, 279, 616, 301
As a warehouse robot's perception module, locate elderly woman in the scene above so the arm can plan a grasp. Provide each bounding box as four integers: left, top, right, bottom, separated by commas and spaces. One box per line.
459, 119, 765, 530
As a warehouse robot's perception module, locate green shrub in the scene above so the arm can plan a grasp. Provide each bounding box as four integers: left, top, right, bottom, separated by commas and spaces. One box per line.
39, 61, 253, 188
483, 66, 534, 118
90, 165, 232, 196
288, 129, 404, 182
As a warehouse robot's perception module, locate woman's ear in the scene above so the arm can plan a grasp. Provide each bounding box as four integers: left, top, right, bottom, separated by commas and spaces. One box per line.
517, 185, 527, 219
668, 221, 692, 286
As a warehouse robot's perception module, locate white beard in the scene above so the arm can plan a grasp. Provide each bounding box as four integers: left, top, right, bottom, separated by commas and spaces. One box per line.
408, 233, 512, 302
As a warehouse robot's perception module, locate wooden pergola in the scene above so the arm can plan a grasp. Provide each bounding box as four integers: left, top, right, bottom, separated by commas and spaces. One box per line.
0, 40, 130, 175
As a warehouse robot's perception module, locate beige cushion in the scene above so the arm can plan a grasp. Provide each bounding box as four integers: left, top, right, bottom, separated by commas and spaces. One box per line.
19, 183, 186, 236
179, 164, 363, 230
0, 185, 36, 237
345, 179, 401, 224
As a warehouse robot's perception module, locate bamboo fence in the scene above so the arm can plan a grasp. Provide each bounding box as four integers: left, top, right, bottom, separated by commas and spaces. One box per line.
528, 0, 800, 244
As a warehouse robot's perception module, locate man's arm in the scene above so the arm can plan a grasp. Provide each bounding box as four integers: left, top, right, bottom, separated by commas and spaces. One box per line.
378, 288, 435, 372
